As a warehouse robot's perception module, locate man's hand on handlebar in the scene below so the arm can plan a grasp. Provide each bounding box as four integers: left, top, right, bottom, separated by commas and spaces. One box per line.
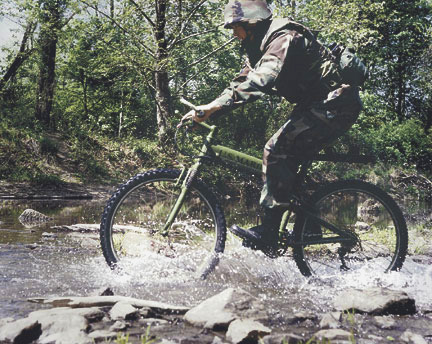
177, 101, 222, 128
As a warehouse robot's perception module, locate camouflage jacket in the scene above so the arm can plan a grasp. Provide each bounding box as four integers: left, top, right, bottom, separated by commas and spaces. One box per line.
213, 18, 341, 114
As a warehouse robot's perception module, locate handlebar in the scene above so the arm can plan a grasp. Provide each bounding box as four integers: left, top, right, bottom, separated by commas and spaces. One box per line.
175, 98, 217, 159
180, 98, 205, 118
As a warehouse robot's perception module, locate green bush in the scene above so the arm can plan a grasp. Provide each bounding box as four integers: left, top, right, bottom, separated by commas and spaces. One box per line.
31, 173, 65, 187
368, 119, 432, 171
39, 136, 58, 155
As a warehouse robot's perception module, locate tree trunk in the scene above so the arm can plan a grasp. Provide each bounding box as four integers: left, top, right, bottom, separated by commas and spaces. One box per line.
35, 1, 63, 128
425, 107, 432, 132
154, 0, 172, 141
118, 89, 124, 138
396, 53, 405, 122
110, 0, 114, 18
0, 22, 35, 93
80, 69, 89, 122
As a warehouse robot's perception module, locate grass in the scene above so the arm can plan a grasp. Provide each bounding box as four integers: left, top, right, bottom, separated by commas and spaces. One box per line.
0, 122, 163, 185
408, 223, 431, 255
103, 326, 157, 344
113, 233, 127, 256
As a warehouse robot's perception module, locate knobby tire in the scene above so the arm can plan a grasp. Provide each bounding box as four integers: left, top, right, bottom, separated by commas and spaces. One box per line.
100, 169, 227, 280
292, 179, 408, 277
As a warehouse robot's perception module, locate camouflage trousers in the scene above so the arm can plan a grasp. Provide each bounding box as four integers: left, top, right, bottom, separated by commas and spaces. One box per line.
260, 85, 363, 208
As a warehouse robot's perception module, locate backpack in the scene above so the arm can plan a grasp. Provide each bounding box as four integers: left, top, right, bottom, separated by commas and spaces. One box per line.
328, 43, 368, 87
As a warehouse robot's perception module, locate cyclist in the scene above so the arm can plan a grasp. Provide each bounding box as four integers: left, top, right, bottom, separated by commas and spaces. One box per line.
181, 0, 363, 252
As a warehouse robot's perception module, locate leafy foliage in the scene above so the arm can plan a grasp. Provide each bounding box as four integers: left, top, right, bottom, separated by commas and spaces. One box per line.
1, 0, 432, 184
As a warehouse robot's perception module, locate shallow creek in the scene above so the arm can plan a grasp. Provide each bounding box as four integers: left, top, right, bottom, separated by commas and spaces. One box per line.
0, 198, 431, 326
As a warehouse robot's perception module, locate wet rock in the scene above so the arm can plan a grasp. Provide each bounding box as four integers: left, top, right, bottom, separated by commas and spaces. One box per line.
0, 318, 42, 344
88, 329, 117, 341
320, 311, 342, 329
52, 224, 100, 232
314, 329, 353, 342
67, 232, 99, 248
36, 307, 104, 343
19, 209, 53, 226
262, 333, 305, 344
374, 315, 396, 329
286, 311, 317, 325
184, 288, 266, 330
28, 295, 189, 314
400, 330, 428, 344
42, 232, 58, 238
178, 334, 215, 344
0, 317, 14, 326
159, 340, 177, 344
25, 243, 38, 250
211, 336, 229, 344
109, 301, 140, 321
140, 318, 169, 326
368, 334, 385, 342
84, 308, 105, 323
334, 288, 416, 315
184, 289, 235, 329
140, 308, 150, 318
52, 223, 131, 233
0, 307, 103, 344
109, 320, 128, 331
226, 319, 271, 344
99, 287, 114, 296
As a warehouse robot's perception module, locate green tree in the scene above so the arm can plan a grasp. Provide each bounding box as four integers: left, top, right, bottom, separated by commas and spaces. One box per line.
76, 0, 236, 141
34, 0, 68, 127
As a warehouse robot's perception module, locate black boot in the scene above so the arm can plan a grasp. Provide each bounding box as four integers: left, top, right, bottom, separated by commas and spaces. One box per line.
229, 208, 284, 251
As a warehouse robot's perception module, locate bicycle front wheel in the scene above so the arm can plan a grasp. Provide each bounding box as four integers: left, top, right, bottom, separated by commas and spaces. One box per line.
293, 180, 408, 277
100, 169, 226, 280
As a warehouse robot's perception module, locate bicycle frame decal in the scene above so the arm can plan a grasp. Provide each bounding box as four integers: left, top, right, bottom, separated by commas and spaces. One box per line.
212, 144, 262, 173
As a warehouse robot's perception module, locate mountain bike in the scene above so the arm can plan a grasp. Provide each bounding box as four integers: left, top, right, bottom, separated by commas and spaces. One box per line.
100, 99, 408, 279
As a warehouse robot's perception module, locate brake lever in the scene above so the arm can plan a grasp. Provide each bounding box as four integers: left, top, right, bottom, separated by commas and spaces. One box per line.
177, 117, 196, 130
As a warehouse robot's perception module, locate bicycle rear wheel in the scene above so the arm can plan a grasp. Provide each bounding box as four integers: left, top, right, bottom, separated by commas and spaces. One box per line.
100, 169, 226, 280
293, 180, 408, 277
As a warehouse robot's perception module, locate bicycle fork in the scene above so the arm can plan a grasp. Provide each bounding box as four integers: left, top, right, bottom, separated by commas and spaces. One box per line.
160, 124, 216, 237
160, 166, 196, 237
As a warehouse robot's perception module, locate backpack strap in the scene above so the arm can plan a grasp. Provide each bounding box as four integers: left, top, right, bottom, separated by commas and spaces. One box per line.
260, 18, 345, 100
260, 18, 317, 51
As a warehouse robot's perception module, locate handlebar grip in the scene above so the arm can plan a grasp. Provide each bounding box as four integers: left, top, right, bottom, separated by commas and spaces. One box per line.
180, 98, 205, 119
180, 98, 197, 110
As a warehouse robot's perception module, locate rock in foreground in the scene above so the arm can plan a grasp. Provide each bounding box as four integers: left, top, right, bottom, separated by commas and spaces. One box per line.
334, 288, 416, 315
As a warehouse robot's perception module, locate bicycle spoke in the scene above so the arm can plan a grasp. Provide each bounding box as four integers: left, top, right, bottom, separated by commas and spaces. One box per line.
293, 180, 407, 276
100, 170, 226, 280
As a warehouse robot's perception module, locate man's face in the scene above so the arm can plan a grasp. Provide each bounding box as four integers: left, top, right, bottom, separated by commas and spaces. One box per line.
231, 23, 248, 41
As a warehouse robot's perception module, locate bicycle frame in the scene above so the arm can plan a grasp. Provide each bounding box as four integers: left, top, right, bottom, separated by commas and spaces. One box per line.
162, 121, 357, 247
161, 121, 260, 236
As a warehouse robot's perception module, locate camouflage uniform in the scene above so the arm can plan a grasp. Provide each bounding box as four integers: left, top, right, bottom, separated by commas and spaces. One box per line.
214, 11, 363, 208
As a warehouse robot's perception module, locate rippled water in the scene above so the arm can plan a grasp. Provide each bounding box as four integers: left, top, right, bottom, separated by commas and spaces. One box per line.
0, 198, 431, 321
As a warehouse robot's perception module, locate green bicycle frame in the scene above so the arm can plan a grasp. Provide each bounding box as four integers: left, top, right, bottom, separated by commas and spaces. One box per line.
161, 121, 357, 246
161, 121, 261, 236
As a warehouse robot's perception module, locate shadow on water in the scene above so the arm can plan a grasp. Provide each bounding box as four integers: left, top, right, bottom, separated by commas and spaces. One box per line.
0, 197, 431, 320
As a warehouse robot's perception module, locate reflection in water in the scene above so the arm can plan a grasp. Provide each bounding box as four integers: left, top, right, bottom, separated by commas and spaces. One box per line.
0, 198, 431, 321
